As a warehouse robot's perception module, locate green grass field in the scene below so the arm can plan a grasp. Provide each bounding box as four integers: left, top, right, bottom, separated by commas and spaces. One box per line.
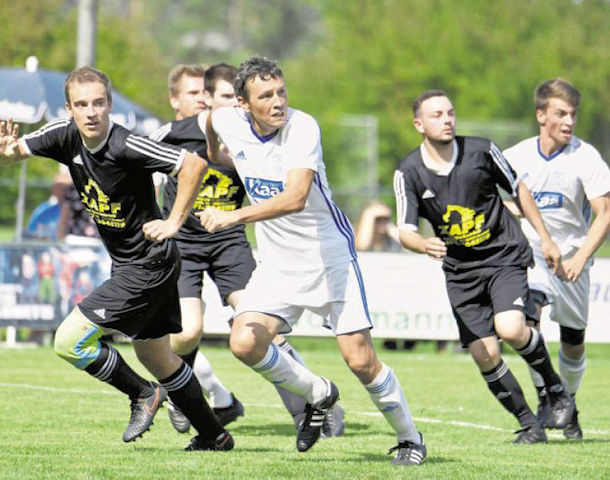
1, 339, 609, 480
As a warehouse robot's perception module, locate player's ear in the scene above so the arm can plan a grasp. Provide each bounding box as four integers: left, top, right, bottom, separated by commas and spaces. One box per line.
535, 108, 546, 126
413, 117, 424, 135
65, 101, 74, 118
169, 95, 180, 113
237, 95, 250, 113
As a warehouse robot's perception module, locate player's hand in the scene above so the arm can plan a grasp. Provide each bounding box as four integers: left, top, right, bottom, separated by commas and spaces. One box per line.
196, 208, 238, 233
424, 237, 447, 260
560, 253, 587, 283
142, 218, 181, 242
0, 119, 20, 162
540, 237, 562, 276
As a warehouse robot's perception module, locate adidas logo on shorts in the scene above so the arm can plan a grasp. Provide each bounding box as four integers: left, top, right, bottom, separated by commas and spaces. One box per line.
94, 308, 106, 319
513, 297, 524, 307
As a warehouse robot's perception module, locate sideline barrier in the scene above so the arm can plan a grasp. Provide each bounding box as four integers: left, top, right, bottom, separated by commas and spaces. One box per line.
1, 244, 609, 343
0, 241, 110, 330
201, 252, 610, 343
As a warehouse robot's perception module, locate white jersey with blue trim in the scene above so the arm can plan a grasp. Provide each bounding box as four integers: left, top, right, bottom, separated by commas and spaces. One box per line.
211, 106, 355, 270
504, 135, 610, 256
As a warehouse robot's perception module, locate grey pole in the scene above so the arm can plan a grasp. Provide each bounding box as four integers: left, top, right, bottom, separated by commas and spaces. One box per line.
76, 0, 99, 67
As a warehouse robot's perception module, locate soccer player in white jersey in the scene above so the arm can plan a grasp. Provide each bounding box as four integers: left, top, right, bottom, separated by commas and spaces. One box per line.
197, 56, 425, 466
504, 78, 610, 439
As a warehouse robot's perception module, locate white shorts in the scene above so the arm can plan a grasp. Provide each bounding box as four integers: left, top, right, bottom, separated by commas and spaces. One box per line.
528, 250, 590, 330
235, 259, 373, 335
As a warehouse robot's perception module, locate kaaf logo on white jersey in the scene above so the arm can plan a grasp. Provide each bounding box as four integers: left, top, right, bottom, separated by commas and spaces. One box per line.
532, 191, 563, 209
245, 177, 284, 200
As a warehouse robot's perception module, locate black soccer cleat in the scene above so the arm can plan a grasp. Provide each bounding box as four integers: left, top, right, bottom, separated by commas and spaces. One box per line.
296, 378, 339, 452
122, 383, 168, 442
513, 424, 548, 444
563, 407, 583, 440
321, 403, 345, 438
168, 398, 191, 434
213, 393, 244, 427
184, 431, 234, 451
546, 384, 575, 429
388, 432, 427, 466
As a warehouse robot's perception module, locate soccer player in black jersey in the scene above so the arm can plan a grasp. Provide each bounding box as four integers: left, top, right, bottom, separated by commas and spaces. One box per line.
0, 66, 232, 452
151, 63, 345, 436
393, 90, 574, 444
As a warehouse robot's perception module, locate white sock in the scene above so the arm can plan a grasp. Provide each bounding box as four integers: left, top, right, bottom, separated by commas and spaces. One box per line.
275, 341, 308, 416
558, 348, 586, 395
364, 363, 420, 443
252, 343, 326, 404
193, 351, 232, 408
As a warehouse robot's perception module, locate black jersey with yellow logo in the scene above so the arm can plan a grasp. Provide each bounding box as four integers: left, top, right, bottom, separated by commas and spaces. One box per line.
394, 136, 533, 271
150, 114, 246, 243
23, 118, 186, 264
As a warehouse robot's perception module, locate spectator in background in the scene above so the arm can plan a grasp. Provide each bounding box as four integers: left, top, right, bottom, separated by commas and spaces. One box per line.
355, 201, 448, 352
354, 201, 402, 252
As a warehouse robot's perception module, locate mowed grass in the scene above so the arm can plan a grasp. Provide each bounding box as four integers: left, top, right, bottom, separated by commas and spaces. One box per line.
0, 339, 609, 480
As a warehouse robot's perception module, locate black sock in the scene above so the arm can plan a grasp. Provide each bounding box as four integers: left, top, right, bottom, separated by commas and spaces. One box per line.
482, 360, 537, 428
516, 328, 562, 389
160, 361, 224, 440
180, 347, 198, 368
85, 343, 153, 399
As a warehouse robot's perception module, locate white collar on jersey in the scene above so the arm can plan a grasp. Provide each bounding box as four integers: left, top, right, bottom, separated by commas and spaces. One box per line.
420, 138, 458, 176
81, 121, 114, 154
536, 134, 580, 161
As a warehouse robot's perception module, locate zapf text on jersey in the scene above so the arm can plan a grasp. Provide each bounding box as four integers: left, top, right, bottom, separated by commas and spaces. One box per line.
80, 178, 125, 228
439, 204, 491, 247
245, 177, 284, 200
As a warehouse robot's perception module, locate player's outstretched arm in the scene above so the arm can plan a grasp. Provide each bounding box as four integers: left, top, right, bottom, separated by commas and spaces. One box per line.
143, 151, 207, 241
197, 168, 313, 233
562, 192, 610, 282
514, 181, 563, 276
398, 229, 447, 260
0, 119, 28, 166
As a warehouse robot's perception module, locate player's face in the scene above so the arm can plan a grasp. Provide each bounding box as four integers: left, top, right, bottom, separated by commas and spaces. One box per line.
171, 74, 208, 120
210, 79, 238, 109
414, 96, 456, 144
66, 80, 112, 149
239, 75, 288, 136
537, 97, 577, 147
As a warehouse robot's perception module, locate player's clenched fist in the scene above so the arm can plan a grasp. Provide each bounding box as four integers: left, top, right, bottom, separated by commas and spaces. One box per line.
196, 208, 238, 234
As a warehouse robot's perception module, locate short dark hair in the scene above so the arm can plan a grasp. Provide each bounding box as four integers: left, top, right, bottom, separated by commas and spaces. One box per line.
534, 78, 580, 110
64, 66, 112, 104
234, 56, 283, 100
412, 89, 447, 117
167, 64, 206, 97
205, 63, 238, 96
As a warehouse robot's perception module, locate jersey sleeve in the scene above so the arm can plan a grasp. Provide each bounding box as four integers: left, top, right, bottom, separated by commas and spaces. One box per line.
21, 118, 72, 164
124, 133, 186, 177
488, 141, 519, 196
148, 122, 171, 143
393, 169, 420, 230
580, 145, 610, 200
283, 113, 322, 172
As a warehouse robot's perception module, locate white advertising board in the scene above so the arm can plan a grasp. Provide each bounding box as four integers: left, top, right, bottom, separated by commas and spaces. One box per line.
202, 252, 610, 343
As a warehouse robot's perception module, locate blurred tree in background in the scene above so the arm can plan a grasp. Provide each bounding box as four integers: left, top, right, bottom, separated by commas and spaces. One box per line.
0, 0, 608, 226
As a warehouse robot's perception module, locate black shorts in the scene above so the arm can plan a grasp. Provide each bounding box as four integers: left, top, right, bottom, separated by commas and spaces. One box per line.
176, 236, 255, 304
445, 265, 528, 347
78, 241, 182, 340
